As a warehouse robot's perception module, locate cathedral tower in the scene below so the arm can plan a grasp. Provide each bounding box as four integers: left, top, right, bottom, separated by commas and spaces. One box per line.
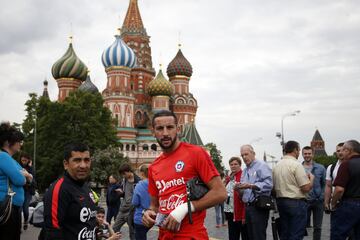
311, 129, 327, 156
167, 45, 197, 131
51, 37, 88, 102
148, 67, 173, 112
121, 0, 155, 128
101, 31, 137, 137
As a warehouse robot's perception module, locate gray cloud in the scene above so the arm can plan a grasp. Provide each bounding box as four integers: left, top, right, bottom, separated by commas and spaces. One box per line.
1, 0, 359, 167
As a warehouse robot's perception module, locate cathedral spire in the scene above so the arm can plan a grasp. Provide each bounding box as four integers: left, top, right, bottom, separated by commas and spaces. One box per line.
122, 0, 146, 35
42, 79, 49, 99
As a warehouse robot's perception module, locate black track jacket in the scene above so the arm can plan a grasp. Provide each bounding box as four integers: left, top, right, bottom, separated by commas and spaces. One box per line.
43, 171, 97, 240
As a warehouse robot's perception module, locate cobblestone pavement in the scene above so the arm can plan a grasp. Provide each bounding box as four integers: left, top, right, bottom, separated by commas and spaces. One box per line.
22, 207, 331, 240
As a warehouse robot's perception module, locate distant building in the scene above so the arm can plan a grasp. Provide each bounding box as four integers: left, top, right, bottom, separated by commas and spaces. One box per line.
46, 0, 203, 167
311, 129, 327, 156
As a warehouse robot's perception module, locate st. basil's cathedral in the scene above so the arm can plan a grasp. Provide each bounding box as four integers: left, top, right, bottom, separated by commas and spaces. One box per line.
46, 0, 204, 166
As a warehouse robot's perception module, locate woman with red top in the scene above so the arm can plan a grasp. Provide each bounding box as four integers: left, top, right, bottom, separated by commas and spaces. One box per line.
224, 157, 248, 240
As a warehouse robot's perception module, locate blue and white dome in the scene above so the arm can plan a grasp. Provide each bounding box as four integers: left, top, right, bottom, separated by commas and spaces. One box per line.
101, 35, 137, 69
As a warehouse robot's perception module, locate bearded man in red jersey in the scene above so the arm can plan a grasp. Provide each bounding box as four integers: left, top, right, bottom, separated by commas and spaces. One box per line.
142, 110, 227, 240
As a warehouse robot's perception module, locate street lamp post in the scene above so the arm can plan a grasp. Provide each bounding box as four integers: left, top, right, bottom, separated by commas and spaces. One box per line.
278, 110, 300, 150
33, 115, 37, 172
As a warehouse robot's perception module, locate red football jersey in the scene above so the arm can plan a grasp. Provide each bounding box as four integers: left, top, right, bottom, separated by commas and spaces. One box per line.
148, 142, 219, 239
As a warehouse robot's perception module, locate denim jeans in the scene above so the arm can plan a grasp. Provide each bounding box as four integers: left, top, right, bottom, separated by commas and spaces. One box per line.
215, 203, 225, 225
22, 191, 32, 222
106, 205, 119, 223
331, 199, 360, 240
134, 223, 150, 240
277, 198, 307, 240
307, 199, 324, 240
245, 205, 269, 240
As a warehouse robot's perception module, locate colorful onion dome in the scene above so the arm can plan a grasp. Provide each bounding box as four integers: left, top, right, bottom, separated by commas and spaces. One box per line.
148, 69, 173, 97
78, 74, 99, 93
51, 42, 88, 81
101, 35, 137, 69
167, 46, 192, 78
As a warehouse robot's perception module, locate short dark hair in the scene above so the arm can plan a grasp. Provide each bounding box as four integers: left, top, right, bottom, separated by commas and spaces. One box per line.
119, 163, 133, 174
284, 141, 300, 154
229, 156, 241, 166
152, 110, 178, 127
109, 174, 119, 181
139, 164, 149, 178
96, 207, 105, 215
0, 122, 24, 147
20, 152, 31, 160
344, 140, 360, 154
337, 142, 344, 147
64, 142, 89, 161
302, 146, 313, 152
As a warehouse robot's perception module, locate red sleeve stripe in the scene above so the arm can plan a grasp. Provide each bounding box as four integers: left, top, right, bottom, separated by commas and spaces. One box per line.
51, 177, 64, 229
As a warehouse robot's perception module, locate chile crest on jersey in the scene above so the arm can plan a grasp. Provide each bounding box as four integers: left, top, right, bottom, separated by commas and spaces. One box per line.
175, 160, 185, 172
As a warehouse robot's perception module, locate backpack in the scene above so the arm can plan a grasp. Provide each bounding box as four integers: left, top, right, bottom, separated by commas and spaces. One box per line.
330, 163, 336, 182
29, 201, 44, 228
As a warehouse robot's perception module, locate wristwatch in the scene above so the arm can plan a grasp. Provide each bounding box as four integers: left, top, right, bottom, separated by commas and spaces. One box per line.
142, 209, 149, 216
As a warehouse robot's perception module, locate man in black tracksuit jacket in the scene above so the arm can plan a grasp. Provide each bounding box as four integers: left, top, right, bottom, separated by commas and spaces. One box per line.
43, 143, 97, 240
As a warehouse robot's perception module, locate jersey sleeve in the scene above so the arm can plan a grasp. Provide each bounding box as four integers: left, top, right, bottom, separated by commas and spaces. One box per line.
147, 165, 158, 197
294, 164, 310, 187
333, 161, 350, 187
195, 147, 219, 184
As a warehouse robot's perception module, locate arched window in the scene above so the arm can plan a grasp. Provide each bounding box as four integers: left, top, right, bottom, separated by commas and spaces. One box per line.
126, 144, 130, 151
151, 144, 157, 151
136, 111, 142, 121
131, 145, 136, 151
143, 144, 149, 151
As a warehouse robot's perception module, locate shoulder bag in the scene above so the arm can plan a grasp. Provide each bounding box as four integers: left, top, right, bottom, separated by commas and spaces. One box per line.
186, 177, 209, 224
254, 195, 275, 210
0, 178, 16, 225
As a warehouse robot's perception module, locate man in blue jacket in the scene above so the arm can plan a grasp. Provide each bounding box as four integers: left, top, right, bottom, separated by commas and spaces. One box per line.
302, 146, 326, 240
106, 175, 122, 223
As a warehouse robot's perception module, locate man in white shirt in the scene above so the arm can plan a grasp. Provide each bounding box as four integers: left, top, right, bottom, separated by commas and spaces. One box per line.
324, 142, 344, 213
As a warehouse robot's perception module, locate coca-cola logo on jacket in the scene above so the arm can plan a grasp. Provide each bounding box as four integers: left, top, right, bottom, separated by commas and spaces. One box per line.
78, 227, 95, 240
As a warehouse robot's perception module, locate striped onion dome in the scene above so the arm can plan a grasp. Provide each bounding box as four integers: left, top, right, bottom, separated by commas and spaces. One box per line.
78, 75, 99, 93
147, 69, 173, 97
167, 48, 192, 78
51, 43, 88, 81
101, 35, 137, 69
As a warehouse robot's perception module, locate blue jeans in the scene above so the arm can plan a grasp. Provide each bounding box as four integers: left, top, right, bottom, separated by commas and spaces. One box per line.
106, 205, 119, 223
245, 205, 269, 240
307, 199, 324, 240
331, 199, 360, 240
215, 203, 225, 225
134, 224, 149, 240
277, 198, 307, 240
22, 191, 32, 222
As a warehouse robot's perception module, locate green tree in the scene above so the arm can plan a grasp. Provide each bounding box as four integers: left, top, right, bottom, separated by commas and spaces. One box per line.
205, 142, 225, 173
314, 155, 337, 168
21, 91, 118, 191
91, 146, 129, 186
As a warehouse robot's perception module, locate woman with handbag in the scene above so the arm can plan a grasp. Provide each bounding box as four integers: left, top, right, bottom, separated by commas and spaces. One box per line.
0, 122, 28, 240
224, 157, 248, 240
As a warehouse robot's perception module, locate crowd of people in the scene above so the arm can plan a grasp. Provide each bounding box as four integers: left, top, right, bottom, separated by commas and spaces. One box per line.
214, 140, 360, 240
1, 110, 360, 240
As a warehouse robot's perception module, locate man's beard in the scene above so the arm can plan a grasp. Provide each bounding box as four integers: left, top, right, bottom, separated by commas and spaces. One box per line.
157, 135, 177, 150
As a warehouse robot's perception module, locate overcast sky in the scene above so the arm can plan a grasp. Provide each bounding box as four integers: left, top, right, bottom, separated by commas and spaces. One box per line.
1, 0, 359, 168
